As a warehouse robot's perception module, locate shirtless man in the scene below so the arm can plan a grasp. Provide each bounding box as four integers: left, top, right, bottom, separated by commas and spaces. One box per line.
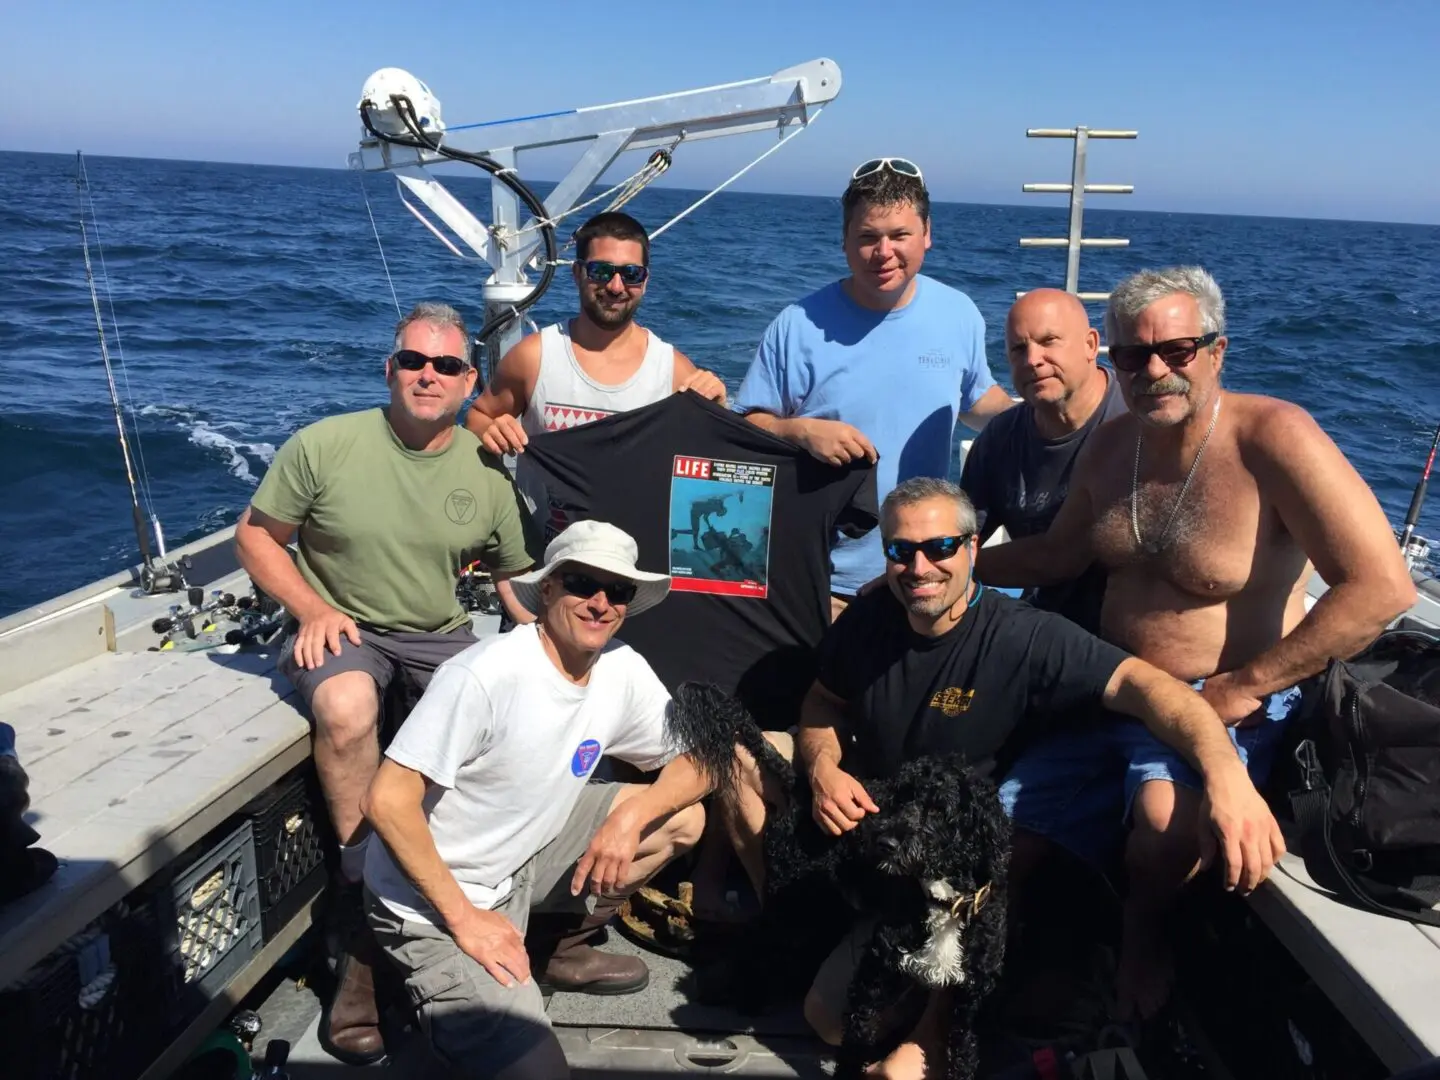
464, 210, 726, 457
976, 265, 1417, 1020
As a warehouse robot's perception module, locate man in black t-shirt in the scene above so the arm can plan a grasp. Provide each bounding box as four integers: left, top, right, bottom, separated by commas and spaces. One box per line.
960, 289, 1127, 632
722, 476, 1282, 1077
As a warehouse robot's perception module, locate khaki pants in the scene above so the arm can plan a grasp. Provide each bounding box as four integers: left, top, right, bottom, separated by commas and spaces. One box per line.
365, 781, 618, 1078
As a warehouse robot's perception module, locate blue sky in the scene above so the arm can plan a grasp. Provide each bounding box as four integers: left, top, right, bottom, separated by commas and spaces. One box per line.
3, 0, 1437, 224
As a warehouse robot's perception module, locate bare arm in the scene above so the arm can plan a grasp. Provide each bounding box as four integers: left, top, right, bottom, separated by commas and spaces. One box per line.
795, 680, 879, 835
671, 349, 727, 404
959, 385, 1017, 432
741, 411, 878, 467
1210, 403, 1416, 705
492, 575, 533, 625
234, 506, 330, 621
796, 679, 848, 778
462, 334, 541, 452
974, 456, 1096, 587
361, 760, 475, 926
1103, 656, 1284, 892
362, 759, 532, 985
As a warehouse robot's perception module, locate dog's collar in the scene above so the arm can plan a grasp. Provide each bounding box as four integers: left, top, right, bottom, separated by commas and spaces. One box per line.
948, 882, 992, 921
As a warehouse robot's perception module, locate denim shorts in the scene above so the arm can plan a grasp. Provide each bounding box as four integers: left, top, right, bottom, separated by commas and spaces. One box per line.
997, 679, 1300, 867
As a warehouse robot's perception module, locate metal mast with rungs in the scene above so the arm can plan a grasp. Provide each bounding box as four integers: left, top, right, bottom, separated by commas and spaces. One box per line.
1018, 126, 1137, 314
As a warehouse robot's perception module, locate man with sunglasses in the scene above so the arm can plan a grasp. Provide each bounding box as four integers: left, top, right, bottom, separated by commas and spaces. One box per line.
718, 475, 1281, 1077
362, 520, 714, 1080
464, 211, 727, 467
734, 157, 1014, 619
976, 265, 1416, 1021
236, 301, 537, 1065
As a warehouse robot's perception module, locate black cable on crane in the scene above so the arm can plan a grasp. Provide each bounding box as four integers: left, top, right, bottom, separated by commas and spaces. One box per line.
358, 93, 559, 368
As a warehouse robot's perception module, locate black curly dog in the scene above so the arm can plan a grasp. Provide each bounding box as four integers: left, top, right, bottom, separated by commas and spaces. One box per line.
669, 683, 1010, 1080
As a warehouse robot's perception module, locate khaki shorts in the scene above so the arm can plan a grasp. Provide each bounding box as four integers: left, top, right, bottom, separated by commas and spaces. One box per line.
365, 781, 618, 1077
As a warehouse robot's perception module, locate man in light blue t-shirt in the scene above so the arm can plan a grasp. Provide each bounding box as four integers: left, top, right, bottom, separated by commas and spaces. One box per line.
733, 158, 1013, 613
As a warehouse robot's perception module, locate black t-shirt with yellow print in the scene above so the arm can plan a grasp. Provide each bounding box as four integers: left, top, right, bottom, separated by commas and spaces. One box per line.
815, 586, 1130, 782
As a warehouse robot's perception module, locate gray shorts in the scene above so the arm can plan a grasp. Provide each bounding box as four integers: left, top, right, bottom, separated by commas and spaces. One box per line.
277, 621, 476, 709
365, 781, 619, 1077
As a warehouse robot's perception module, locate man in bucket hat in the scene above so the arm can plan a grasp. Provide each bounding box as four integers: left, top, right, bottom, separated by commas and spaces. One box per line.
360, 520, 712, 1080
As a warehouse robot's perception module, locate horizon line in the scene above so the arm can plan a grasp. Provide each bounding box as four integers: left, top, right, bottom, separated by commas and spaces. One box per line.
4, 146, 1438, 231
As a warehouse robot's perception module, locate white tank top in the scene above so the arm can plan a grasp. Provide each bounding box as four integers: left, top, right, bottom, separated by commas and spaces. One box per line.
521, 322, 675, 436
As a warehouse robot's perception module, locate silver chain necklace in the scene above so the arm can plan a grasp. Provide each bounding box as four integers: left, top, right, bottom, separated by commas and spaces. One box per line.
1131, 393, 1221, 555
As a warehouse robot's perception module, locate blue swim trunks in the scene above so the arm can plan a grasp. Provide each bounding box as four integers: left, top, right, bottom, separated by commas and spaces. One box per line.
997, 679, 1300, 868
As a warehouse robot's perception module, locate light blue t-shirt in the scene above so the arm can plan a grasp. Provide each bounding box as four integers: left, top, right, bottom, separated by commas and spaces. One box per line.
733, 274, 996, 595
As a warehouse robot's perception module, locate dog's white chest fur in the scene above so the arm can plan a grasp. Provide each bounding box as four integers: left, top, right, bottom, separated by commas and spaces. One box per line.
897, 879, 968, 987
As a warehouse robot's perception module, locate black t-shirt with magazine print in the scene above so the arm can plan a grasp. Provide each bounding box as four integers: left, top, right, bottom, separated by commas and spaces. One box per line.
815, 585, 1130, 782
517, 392, 879, 728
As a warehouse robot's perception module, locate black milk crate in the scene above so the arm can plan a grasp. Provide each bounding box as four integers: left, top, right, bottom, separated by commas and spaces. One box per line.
0, 895, 173, 1080
247, 764, 331, 941
160, 817, 263, 1029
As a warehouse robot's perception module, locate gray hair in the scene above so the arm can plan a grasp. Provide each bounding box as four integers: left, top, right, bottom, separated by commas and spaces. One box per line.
1104, 266, 1226, 344
393, 301, 470, 354
881, 476, 978, 536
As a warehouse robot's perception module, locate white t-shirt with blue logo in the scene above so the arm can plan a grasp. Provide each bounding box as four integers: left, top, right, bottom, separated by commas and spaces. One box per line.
733, 274, 996, 595
364, 622, 676, 923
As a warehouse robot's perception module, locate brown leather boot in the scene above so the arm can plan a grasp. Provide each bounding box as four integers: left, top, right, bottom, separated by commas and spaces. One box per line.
318, 888, 387, 1065
530, 900, 649, 996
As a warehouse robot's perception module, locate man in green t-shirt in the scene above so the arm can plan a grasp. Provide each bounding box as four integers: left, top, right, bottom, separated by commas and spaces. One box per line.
236, 301, 536, 1066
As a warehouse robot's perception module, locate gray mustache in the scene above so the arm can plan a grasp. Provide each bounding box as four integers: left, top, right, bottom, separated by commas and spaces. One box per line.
1135, 373, 1190, 396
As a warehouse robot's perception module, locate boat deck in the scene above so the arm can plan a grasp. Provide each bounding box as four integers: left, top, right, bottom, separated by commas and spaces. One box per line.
1, 534, 1438, 1077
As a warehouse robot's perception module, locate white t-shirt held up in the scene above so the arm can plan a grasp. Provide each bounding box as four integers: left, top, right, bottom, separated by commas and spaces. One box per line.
364, 622, 677, 924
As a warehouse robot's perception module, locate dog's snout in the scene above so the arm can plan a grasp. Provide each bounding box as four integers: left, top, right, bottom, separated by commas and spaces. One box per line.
878, 835, 902, 853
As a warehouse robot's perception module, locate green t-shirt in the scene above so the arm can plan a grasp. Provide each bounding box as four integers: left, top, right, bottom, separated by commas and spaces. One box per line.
251, 408, 535, 633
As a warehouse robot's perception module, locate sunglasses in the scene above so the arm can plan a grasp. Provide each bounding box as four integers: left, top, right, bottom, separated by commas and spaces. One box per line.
581, 260, 648, 287
1108, 332, 1219, 374
560, 571, 638, 606
851, 157, 925, 184
883, 534, 972, 566
392, 349, 470, 377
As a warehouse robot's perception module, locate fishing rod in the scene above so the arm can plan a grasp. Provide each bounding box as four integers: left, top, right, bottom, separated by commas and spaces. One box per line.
75, 152, 187, 595
1398, 421, 1440, 571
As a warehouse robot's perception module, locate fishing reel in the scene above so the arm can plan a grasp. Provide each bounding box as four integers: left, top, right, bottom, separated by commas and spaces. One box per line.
139, 553, 191, 596
457, 561, 504, 616
357, 68, 444, 139
149, 585, 285, 651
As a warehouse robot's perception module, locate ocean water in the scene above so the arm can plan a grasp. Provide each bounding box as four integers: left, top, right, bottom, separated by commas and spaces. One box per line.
2, 150, 1438, 619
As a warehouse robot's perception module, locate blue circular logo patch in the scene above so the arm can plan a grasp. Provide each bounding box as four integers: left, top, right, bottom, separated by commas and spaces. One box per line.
571, 738, 602, 777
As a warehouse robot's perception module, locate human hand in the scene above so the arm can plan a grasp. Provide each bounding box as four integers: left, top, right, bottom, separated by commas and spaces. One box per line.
1199, 673, 1267, 728
480, 413, 529, 456
795, 419, 878, 467
449, 905, 531, 987
810, 762, 879, 836
1196, 765, 1286, 894
292, 606, 362, 670
571, 799, 644, 898
677, 369, 728, 405
856, 573, 887, 597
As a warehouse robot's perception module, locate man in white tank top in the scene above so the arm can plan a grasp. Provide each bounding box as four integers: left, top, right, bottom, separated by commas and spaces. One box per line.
463, 211, 726, 455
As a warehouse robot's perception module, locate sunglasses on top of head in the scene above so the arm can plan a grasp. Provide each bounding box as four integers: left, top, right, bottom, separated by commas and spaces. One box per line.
883, 534, 972, 566
559, 571, 638, 606
1107, 332, 1219, 374
581, 260, 649, 287
391, 349, 470, 377
851, 157, 925, 184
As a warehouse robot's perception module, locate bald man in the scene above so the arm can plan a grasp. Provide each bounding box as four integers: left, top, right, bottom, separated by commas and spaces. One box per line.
959, 289, 1126, 630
